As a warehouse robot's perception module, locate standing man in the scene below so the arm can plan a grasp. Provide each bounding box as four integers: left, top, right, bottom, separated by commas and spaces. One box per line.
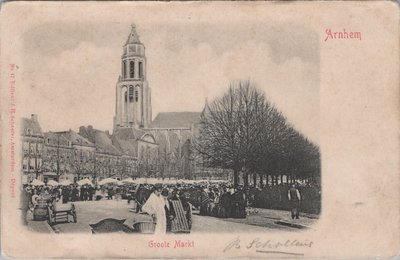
288, 184, 302, 219
142, 184, 167, 235
199, 187, 210, 216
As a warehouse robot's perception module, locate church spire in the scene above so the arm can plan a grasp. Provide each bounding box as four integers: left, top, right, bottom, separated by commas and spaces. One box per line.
125, 23, 141, 45
201, 97, 211, 119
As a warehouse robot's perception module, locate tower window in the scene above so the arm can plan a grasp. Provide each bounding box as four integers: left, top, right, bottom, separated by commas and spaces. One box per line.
123, 61, 127, 78
129, 86, 134, 101
139, 62, 143, 79
135, 90, 139, 102
130, 61, 135, 78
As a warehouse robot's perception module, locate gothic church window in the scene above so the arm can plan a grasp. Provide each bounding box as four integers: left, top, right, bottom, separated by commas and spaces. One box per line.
135, 90, 139, 102
129, 86, 134, 101
139, 62, 143, 78
123, 61, 127, 78
130, 61, 135, 78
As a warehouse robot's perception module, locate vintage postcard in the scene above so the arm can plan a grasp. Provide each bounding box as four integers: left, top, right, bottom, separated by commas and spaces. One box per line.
0, 1, 399, 259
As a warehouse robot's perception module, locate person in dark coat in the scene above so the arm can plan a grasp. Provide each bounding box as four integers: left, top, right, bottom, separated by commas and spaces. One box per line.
62, 186, 70, 203
135, 185, 151, 213
199, 188, 210, 216
107, 186, 114, 200
218, 188, 232, 218
52, 186, 61, 201
288, 184, 302, 219
71, 186, 79, 202
232, 187, 246, 218
87, 185, 94, 201
162, 189, 173, 232
180, 192, 193, 230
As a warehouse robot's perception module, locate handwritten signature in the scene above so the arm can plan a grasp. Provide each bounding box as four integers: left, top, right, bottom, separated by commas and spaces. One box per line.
224, 237, 313, 256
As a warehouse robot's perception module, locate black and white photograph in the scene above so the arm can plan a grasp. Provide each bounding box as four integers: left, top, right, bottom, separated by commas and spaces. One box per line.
1, 2, 398, 259
18, 19, 321, 235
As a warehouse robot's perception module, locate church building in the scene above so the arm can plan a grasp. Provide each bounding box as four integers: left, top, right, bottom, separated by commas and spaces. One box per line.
113, 24, 152, 129
21, 24, 209, 183
112, 24, 203, 179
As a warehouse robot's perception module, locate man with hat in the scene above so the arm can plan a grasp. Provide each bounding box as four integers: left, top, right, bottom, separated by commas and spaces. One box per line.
142, 183, 168, 234
288, 184, 302, 219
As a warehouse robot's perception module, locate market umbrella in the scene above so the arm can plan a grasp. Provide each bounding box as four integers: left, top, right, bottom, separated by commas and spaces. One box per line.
77, 179, 94, 186
122, 177, 135, 184
47, 180, 59, 186
133, 178, 147, 184
163, 179, 177, 185
30, 179, 45, 186
59, 180, 72, 186
98, 178, 118, 186
146, 178, 159, 185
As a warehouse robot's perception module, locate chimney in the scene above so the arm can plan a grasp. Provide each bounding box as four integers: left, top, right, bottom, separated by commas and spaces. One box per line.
31, 114, 38, 122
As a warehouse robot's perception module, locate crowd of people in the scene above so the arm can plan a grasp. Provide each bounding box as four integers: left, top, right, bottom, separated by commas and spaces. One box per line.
20, 179, 320, 228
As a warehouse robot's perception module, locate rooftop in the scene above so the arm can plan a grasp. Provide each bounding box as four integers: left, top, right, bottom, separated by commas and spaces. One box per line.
149, 112, 201, 129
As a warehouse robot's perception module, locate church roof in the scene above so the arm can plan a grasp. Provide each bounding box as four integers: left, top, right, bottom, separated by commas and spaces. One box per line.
112, 136, 139, 157
113, 127, 146, 140
58, 130, 95, 147
93, 130, 121, 155
149, 112, 201, 129
21, 115, 43, 136
44, 132, 71, 147
78, 126, 120, 155
125, 24, 141, 45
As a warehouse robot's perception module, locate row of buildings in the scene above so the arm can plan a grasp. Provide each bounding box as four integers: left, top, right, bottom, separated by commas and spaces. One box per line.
21, 113, 204, 184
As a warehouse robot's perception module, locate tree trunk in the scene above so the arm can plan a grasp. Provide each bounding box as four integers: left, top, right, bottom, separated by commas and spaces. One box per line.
233, 168, 239, 188
260, 174, 263, 188
253, 172, 257, 188
280, 174, 283, 184
244, 172, 249, 187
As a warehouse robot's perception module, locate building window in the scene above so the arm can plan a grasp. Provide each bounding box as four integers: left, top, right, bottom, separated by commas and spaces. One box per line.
123, 60, 127, 78
135, 90, 139, 102
23, 142, 29, 154
129, 86, 134, 101
130, 61, 135, 78
139, 62, 143, 78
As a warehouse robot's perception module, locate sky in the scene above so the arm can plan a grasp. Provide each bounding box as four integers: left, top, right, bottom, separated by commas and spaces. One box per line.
20, 20, 319, 143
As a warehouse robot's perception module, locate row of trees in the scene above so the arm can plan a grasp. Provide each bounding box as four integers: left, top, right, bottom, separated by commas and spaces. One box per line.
196, 81, 320, 188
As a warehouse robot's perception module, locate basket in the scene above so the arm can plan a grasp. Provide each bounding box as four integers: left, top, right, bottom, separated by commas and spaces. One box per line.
33, 207, 48, 220
133, 221, 156, 234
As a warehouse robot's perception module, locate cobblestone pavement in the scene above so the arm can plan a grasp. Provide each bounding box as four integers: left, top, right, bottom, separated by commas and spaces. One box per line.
48, 199, 318, 234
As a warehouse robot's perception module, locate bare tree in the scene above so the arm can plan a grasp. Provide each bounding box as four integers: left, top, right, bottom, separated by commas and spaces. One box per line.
197, 80, 321, 188
196, 81, 269, 187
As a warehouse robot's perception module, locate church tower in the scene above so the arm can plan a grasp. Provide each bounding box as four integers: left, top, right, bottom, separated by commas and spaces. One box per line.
114, 24, 152, 131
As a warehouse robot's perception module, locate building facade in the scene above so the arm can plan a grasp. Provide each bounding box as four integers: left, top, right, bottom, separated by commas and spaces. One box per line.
21, 115, 44, 183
